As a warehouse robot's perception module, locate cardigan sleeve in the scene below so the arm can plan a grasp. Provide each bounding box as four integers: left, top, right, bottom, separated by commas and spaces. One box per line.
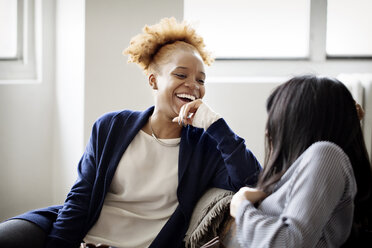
45, 114, 113, 248
234, 142, 357, 247
205, 118, 262, 191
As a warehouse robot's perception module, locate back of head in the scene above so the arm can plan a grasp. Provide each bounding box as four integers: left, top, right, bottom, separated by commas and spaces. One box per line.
258, 75, 372, 243
123, 17, 214, 75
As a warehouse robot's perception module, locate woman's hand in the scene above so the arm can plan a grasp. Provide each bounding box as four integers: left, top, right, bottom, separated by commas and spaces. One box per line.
230, 187, 267, 218
172, 100, 221, 130
172, 99, 203, 126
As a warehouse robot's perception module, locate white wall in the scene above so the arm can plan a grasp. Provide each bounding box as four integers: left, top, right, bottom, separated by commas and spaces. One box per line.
204, 81, 278, 162
0, 0, 55, 221
52, 0, 85, 204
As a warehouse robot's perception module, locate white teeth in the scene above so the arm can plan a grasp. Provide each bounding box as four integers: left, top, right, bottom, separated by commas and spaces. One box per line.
176, 93, 196, 101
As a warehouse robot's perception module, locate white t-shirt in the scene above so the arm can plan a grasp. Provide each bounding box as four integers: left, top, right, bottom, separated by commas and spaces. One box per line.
84, 130, 180, 248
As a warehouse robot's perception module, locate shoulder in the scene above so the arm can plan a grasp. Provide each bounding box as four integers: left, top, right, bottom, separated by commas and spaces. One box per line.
95, 109, 136, 125
94, 107, 153, 128
86, 110, 135, 142
297, 141, 355, 185
284, 141, 357, 199
304, 141, 351, 167
306, 141, 346, 156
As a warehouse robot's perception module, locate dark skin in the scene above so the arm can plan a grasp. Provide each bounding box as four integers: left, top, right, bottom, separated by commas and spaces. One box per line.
141, 49, 207, 139
82, 49, 209, 247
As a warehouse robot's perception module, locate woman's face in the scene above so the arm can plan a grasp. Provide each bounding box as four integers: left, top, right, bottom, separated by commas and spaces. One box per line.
151, 49, 206, 119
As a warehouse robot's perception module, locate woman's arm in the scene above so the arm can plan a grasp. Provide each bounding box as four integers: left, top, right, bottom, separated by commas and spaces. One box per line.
230, 187, 267, 218
234, 142, 356, 247
46, 115, 112, 248
174, 100, 262, 190
206, 119, 261, 190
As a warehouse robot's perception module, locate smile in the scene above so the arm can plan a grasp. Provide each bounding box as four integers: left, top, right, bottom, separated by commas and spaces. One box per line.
176, 93, 196, 102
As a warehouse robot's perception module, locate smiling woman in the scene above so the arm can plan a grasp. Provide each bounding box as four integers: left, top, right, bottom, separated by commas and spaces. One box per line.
147, 50, 207, 130
0, 17, 261, 248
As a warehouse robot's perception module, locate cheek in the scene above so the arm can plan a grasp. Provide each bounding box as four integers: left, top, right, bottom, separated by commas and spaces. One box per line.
200, 86, 206, 98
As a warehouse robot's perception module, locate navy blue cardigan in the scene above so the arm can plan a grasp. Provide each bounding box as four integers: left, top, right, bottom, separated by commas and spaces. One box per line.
15, 107, 261, 248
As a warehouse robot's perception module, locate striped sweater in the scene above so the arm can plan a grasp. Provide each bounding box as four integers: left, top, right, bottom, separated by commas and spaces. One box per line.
235, 141, 357, 247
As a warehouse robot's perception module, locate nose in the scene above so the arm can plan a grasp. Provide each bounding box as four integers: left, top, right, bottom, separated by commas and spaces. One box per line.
185, 79, 200, 90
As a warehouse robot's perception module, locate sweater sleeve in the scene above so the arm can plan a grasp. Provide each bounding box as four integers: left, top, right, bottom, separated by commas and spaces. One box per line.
205, 118, 262, 190
235, 142, 356, 247
45, 115, 112, 248
192, 102, 221, 130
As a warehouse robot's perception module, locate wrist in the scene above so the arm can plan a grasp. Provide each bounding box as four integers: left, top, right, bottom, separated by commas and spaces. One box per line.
192, 102, 221, 130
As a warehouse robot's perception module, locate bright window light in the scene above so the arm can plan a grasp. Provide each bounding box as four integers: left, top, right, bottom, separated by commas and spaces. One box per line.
327, 0, 372, 57
0, 0, 18, 59
184, 0, 311, 59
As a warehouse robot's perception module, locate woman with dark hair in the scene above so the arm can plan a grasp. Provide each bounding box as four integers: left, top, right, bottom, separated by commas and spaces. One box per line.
230, 75, 372, 247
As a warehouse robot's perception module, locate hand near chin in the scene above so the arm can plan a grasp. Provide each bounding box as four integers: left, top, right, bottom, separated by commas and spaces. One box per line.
230, 187, 267, 218
172, 99, 203, 126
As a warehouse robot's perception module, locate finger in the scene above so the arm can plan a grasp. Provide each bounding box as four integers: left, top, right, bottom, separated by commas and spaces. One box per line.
187, 112, 194, 119
172, 117, 179, 123
229, 200, 236, 218
178, 104, 186, 123
177, 99, 203, 126
176, 104, 188, 126
180, 104, 191, 126
230, 193, 244, 218
181, 101, 200, 125
243, 189, 267, 203
182, 112, 193, 126
185, 100, 202, 114
238, 187, 251, 194
184, 112, 194, 126
172, 116, 182, 126
178, 105, 186, 126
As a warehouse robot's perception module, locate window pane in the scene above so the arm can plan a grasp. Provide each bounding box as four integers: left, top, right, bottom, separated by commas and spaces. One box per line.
327, 0, 372, 56
184, 0, 310, 59
0, 0, 18, 58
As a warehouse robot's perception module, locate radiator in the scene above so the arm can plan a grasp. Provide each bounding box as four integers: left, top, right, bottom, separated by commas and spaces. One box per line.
338, 73, 372, 162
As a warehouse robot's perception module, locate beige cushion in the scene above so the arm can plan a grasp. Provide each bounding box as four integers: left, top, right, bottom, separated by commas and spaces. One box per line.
184, 188, 234, 248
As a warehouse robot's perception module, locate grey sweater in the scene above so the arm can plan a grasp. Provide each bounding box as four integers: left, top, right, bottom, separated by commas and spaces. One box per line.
235, 141, 357, 247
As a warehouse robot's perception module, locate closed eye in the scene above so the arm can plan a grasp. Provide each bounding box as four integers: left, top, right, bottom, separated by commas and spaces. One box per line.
174, 73, 186, 79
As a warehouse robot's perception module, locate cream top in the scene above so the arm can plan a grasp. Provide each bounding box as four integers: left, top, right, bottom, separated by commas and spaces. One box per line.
84, 130, 180, 248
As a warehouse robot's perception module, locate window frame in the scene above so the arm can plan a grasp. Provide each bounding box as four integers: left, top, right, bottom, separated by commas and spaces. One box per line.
0, 0, 41, 83
200, 0, 372, 82
0, 0, 20, 60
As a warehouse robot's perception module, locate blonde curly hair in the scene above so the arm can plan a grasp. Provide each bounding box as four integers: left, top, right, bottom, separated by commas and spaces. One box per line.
123, 17, 214, 74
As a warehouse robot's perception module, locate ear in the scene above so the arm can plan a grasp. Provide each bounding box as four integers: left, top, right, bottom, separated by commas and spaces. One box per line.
148, 74, 158, 90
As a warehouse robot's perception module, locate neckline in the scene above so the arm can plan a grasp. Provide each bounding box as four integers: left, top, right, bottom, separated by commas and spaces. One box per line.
139, 130, 181, 147
147, 116, 181, 147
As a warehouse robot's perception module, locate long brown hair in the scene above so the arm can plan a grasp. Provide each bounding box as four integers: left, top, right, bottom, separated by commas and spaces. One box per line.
257, 75, 372, 244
